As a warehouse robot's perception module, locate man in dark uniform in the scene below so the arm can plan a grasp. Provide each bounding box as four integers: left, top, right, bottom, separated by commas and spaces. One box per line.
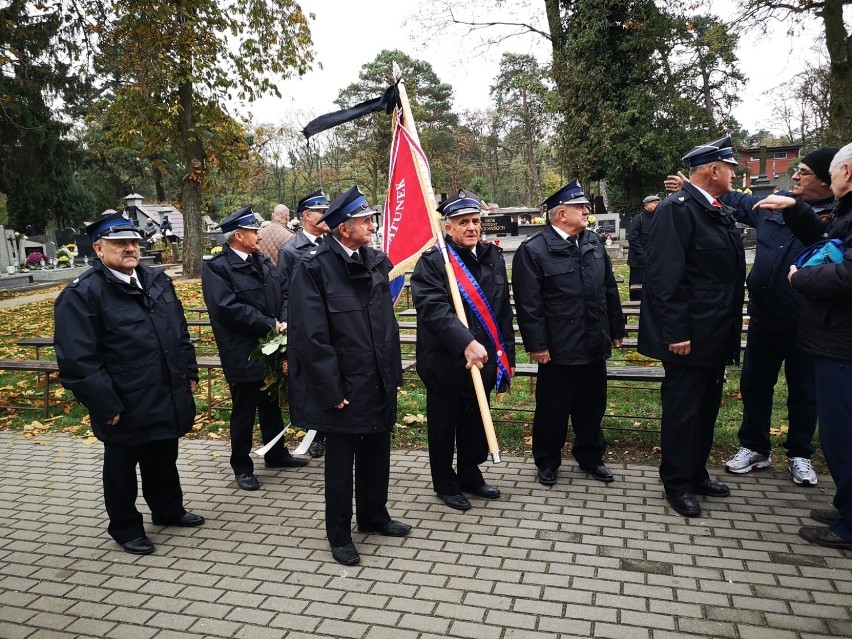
202, 207, 307, 492
512, 180, 625, 487
411, 189, 515, 511
288, 186, 410, 566
665, 147, 837, 487
627, 195, 660, 301
277, 189, 331, 458
639, 136, 746, 518
54, 211, 204, 555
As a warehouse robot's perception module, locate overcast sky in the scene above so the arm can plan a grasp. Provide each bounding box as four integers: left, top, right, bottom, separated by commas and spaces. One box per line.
245, 0, 827, 137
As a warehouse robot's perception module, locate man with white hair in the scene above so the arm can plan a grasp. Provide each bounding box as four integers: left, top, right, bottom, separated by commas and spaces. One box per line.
639, 136, 746, 518
513, 179, 625, 488
754, 142, 852, 551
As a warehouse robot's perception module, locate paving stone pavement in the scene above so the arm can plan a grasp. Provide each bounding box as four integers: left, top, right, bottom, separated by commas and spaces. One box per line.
0, 431, 849, 639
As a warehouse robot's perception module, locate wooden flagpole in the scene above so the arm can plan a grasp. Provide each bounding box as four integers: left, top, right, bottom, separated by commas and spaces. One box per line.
392, 63, 501, 463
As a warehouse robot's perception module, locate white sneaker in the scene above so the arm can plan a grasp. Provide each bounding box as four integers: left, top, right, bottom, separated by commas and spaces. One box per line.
788, 457, 818, 486
724, 447, 771, 474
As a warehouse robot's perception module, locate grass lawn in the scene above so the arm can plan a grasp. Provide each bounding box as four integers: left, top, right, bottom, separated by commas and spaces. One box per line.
0, 262, 822, 473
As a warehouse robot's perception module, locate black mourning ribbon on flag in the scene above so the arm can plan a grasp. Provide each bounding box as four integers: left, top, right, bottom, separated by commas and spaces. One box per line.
302, 84, 399, 139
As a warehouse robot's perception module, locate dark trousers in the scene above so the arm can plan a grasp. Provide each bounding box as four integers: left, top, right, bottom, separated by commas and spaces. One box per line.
628, 268, 645, 301
659, 362, 724, 496
532, 361, 607, 471
738, 321, 816, 458
324, 430, 392, 548
426, 388, 488, 495
103, 438, 185, 543
228, 381, 287, 475
814, 357, 852, 541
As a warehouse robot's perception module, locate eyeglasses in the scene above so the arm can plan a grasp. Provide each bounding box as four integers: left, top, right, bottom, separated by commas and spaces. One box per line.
794, 168, 816, 177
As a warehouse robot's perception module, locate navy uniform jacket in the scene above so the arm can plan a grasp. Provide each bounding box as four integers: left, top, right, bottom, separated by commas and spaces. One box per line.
638, 183, 746, 366
277, 229, 322, 323
723, 190, 833, 333
627, 210, 653, 269
512, 225, 625, 365
287, 240, 403, 434
54, 261, 198, 446
202, 245, 283, 384
411, 238, 515, 395
783, 193, 852, 360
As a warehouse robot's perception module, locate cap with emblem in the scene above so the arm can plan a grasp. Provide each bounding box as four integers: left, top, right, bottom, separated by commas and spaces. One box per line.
320, 186, 377, 230
297, 189, 331, 214
216, 206, 262, 233
437, 189, 486, 218
86, 211, 143, 242
682, 136, 738, 167
642, 195, 661, 205
542, 179, 591, 211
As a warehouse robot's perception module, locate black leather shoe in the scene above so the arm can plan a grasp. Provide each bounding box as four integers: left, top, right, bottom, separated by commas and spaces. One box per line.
799, 526, 852, 550
152, 512, 205, 527
438, 493, 472, 511
466, 484, 501, 499
265, 455, 309, 468
235, 473, 260, 491
667, 493, 701, 517
580, 464, 615, 483
811, 508, 841, 525
120, 536, 155, 555
331, 543, 361, 565
537, 468, 557, 486
693, 480, 730, 497
358, 520, 412, 536
308, 440, 325, 458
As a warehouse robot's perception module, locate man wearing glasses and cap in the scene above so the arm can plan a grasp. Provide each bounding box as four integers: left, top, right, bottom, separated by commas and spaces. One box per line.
513, 180, 626, 487
639, 136, 747, 518
411, 189, 515, 511
288, 186, 410, 566
54, 211, 204, 555
202, 207, 308, 493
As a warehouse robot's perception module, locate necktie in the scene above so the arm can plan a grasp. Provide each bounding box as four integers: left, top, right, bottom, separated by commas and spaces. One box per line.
129, 276, 141, 290
314, 236, 323, 245
712, 199, 722, 208
352, 250, 362, 263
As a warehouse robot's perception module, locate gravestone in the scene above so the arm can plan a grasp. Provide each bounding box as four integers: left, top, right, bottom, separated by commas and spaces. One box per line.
75, 234, 97, 258
481, 215, 518, 237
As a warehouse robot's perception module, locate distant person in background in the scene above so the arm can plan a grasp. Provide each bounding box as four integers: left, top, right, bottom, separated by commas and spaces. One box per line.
143, 218, 158, 245
258, 204, 295, 267
627, 195, 660, 302
160, 214, 174, 239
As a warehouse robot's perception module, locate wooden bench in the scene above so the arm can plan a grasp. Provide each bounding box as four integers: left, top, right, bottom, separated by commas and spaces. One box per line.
0, 356, 228, 418
0, 359, 60, 416
17, 337, 54, 359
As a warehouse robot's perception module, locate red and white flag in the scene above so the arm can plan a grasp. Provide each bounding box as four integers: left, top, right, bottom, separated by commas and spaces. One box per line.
382, 118, 436, 302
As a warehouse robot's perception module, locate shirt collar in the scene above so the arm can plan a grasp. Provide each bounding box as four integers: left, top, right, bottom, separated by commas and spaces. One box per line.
106, 266, 141, 287
691, 183, 717, 206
